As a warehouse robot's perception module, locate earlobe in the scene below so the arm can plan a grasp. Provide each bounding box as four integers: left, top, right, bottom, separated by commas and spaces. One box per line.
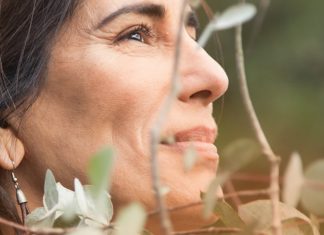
0, 128, 25, 170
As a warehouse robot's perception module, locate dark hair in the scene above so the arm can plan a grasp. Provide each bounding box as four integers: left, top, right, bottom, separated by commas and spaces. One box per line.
0, 0, 80, 232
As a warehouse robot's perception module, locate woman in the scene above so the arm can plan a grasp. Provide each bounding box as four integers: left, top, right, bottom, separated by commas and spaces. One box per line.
0, 0, 228, 234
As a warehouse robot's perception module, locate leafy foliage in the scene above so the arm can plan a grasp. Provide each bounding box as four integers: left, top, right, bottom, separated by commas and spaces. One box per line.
26, 148, 116, 231
239, 200, 319, 235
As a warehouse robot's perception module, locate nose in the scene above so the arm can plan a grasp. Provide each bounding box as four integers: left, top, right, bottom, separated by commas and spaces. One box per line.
178, 36, 229, 106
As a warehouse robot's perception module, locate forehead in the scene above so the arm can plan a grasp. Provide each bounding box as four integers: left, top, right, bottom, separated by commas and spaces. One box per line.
77, 0, 187, 25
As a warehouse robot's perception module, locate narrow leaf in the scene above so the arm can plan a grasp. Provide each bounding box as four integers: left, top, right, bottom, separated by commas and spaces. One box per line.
213, 3, 257, 31
83, 185, 113, 225
203, 173, 228, 218
198, 22, 215, 47
214, 200, 245, 228
301, 160, 324, 216
56, 182, 75, 211
44, 170, 59, 210
113, 203, 146, 235
219, 139, 261, 174
67, 227, 106, 235
88, 147, 115, 198
183, 145, 197, 172
25, 207, 56, 228
74, 179, 88, 215
239, 200, 317, 234
53, 214, 81, 229
198, 3, 257, 47
281, 218, 315, 235
282, 152, 304, 207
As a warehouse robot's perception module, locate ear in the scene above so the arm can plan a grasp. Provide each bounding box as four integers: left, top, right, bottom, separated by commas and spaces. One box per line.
0, 128, 25, 170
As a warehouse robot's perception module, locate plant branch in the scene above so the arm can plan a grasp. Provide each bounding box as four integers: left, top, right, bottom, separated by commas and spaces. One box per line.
148, 188, 270, 216
234, 5, 282, 235
0, 216, 114, 235
224, 180, 242, 208
248, 0, 271, 51
0, 216, 66, 235
172, 227, 242, 235
150, 1, 187, 235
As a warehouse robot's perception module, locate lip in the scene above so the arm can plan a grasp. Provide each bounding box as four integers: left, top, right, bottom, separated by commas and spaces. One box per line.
160, 126, 219, 161
174, 126, 217, 144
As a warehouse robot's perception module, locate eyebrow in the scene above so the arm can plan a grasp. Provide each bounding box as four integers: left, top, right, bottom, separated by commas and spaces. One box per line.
96, 3, 166, 29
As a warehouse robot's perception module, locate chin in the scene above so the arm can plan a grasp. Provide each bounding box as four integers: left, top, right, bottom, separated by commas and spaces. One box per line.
146, 201, 218, 235
145, 165, 218, 234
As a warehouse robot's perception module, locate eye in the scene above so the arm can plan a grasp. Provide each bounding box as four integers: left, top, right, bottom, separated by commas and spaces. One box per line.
129, 31, 144, 42
116, 24, 153, 44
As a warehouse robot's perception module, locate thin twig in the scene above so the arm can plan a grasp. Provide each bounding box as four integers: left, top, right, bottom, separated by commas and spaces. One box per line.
318, 218, 324, 224
150, 1, 188, 235
200, 0, 225, 67
231, 172, 272, 183
224, 188, 269, 201
304, 179, 324, 190
0, 216, 66, 234
224, 180, 242, 208
0, 216, 114, 235
200, 0, 226, 124
247, 0, 271, 52
172, 227, 242, 235
148, 189, 270, 216
234, 2, 282, 234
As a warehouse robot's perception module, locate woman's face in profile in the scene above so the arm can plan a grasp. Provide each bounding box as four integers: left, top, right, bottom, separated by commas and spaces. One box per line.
17, 0, 228, 232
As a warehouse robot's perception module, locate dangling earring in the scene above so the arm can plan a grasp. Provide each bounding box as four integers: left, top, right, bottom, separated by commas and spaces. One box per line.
11, 161, 30, 224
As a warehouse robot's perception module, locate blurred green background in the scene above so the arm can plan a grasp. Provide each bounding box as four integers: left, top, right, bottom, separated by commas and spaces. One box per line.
202, 0, 324, 167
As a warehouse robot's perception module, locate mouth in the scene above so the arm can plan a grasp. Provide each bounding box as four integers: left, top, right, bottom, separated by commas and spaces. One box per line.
160, 126, 219, 161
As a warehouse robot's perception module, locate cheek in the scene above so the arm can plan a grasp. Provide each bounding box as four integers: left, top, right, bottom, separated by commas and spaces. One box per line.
48, 46, 171, 127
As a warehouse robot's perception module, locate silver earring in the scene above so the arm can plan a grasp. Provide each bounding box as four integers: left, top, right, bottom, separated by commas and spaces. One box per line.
11, 161, 29, 224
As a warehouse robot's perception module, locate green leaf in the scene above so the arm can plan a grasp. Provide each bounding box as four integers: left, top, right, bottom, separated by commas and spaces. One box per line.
44, 170, 59, 210
88, 147, 115, 198
113, 203, 147, 235
238, 200, 318, 234
219, 139, 261, 174
66, 227, 106, 235
281, 218, 314, 235
183, 145, 197, 172
74, 179, 88, 215
83, 185, 113, 225
198, 3, 257, 47
142, 230, 154, 235
301, 160, 324, 216
282, 152, 304, 207
213, 3, 257, 31
25, 207, 56, 228
56, 182, 76, 211
53, 214, 81, 229
203, 174, 228, 218
214, 200, 245, 228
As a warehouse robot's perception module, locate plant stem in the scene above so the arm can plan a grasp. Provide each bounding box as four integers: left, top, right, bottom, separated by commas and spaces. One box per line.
148, 188, 270, 216
172, 227, 242, 235
0, 216, 114, 235
235, 19, 282, 235
150, 1, 187, 235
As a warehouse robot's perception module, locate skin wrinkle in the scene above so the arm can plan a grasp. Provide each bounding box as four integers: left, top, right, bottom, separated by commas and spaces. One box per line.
1, 0, 228, 234
96, 3, 166, 29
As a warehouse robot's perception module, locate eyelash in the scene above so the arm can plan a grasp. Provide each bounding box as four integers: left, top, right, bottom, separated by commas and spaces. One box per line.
115, 23, 154, 44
